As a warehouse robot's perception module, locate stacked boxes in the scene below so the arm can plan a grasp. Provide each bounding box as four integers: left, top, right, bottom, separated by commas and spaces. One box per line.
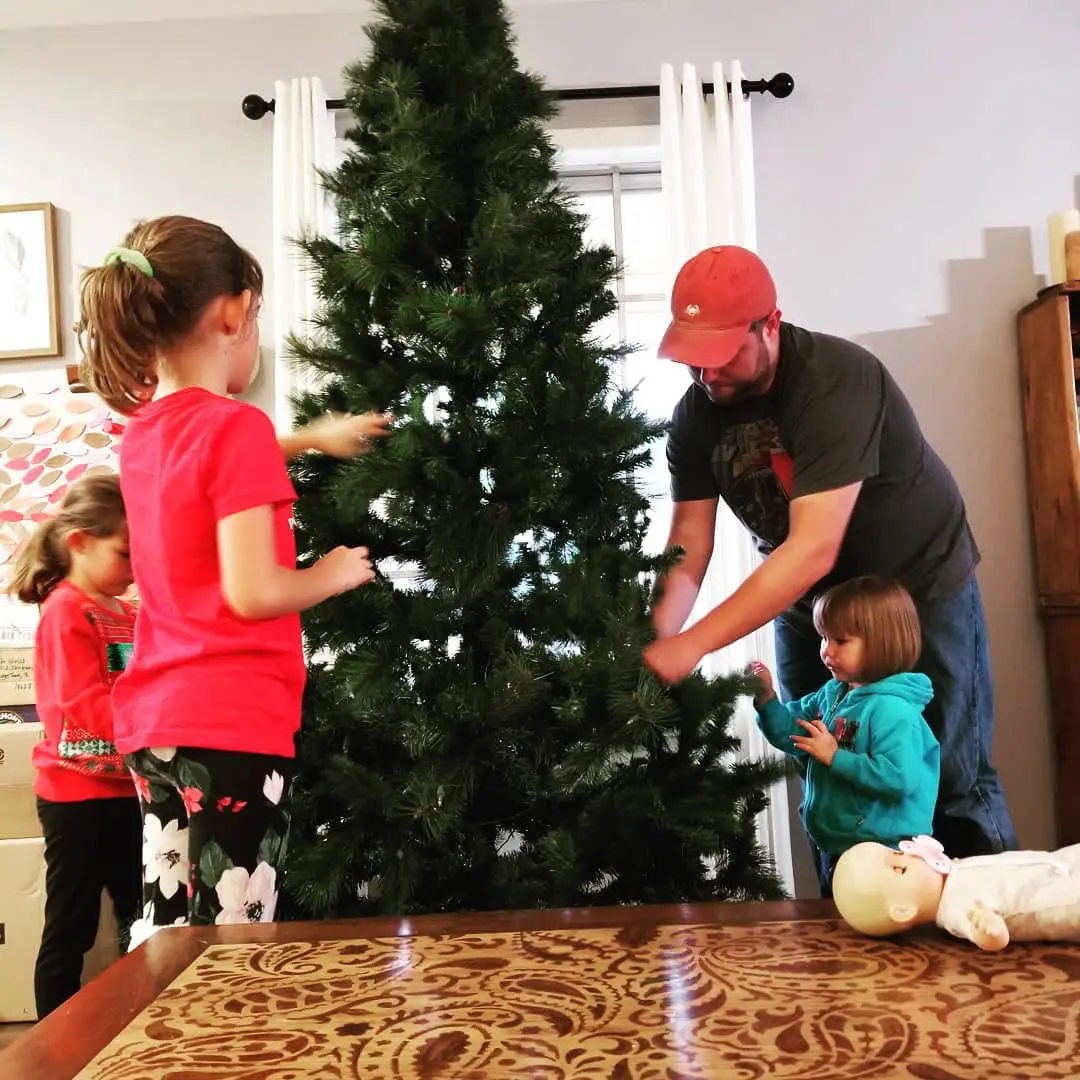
0, 719, 47, 1022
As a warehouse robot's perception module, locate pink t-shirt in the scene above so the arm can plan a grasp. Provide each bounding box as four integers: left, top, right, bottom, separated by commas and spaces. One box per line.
113, 388, 306, 758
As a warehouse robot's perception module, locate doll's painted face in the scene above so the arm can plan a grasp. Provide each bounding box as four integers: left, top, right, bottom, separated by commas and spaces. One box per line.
850, 845, 928, 905
884, 848, 924, 877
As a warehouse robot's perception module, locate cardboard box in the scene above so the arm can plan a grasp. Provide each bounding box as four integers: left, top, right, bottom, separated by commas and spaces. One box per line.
0, 648, 34, 708
0, 722, 43, 841
0, 721, 121, 1022
0, 837, 122, 1023
0, 836, 46, 1021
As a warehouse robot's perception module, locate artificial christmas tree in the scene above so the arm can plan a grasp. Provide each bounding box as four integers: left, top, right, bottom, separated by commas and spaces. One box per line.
284, 0, 786, 918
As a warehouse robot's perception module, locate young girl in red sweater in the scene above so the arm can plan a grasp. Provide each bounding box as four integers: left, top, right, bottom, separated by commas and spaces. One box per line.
11, 474, 141, 1017
76, 216, 385, 938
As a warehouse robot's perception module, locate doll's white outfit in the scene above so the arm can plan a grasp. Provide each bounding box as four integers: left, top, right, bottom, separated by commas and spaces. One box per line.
926, 839, 1080, 944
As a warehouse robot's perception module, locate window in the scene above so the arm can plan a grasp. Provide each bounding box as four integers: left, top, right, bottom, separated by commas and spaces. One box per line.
560, 167, 686, 556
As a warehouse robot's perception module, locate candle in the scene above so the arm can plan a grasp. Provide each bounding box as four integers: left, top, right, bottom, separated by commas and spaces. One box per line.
1048, 209, 1080, 284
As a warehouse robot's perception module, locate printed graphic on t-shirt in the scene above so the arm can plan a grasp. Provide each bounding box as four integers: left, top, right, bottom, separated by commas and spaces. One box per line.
770, 449, 794, 497
711, 418, 791, 551
58, 607, 135, 778
106, 642, 133, 673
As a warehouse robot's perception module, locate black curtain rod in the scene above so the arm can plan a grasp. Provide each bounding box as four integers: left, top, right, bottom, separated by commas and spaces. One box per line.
241, 72, 794, 119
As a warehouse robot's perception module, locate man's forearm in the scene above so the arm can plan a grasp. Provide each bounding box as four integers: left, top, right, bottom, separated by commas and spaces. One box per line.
682, 538, 833, 658
652, 567, 703, 639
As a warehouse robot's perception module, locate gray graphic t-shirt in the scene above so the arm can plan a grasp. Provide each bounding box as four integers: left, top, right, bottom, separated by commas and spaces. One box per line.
666, 323, 978, 608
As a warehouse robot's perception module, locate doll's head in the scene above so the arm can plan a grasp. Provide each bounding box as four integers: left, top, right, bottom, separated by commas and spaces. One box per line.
832, 837, 950, 937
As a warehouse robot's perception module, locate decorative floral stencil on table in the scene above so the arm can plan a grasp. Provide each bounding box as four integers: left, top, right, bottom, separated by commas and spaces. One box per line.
74, 919, 1080, 1080
0, 377, 122, 587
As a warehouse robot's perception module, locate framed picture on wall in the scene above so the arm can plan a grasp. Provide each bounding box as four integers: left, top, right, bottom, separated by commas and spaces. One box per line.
0, 202, 61, 360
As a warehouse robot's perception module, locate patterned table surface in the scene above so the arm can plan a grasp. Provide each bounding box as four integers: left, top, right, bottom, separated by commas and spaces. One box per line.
73, 916, 1080, 1080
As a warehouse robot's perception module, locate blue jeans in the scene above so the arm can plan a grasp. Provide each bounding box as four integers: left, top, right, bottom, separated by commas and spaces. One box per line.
775, 575, 1016, 893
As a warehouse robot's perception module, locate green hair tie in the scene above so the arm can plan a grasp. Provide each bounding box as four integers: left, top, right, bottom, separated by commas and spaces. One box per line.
103, 247, 154, 278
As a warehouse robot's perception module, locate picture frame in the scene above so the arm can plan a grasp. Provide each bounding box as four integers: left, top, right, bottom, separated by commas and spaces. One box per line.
0, 202, 61, 361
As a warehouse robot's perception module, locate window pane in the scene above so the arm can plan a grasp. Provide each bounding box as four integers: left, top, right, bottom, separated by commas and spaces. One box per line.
564, 172, 680, 557
623, 303, 692, 556
594, 312, 619, 349
573, 191, 617, 254
621, 188, 668, 298
623, 302, 688, 418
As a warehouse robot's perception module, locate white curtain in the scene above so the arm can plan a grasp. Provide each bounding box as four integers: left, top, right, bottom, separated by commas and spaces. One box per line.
271, 76, 338, 431
659, 61, 794, 896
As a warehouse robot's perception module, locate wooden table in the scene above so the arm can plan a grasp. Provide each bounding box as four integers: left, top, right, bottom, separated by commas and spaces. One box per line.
1, 898, 1077, 1079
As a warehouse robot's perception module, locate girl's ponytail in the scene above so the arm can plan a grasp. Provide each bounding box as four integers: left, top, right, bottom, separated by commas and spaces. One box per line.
77, 216, 263, 415
10, 518, 70, 605
7, 474, 127, 606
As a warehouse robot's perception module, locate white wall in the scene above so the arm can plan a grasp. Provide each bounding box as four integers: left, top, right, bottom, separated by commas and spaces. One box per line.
2, 0, 1076, 883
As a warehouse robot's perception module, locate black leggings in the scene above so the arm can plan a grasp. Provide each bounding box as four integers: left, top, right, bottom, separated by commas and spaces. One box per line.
34, 796, 142, 1018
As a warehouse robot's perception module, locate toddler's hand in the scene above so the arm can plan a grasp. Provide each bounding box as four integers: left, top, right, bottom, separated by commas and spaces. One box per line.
319, 545, 375, 595
746, 660, 775, 703
791, 718, 839, 766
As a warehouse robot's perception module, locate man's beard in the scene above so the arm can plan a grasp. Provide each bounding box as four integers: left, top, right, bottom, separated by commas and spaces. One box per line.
700, 342, 771, 403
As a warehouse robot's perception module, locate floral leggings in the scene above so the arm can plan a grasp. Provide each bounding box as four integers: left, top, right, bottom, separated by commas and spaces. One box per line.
125, 747, 293, 946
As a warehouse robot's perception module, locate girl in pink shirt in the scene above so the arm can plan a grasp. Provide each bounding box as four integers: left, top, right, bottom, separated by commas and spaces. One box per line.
76, 215, 387, 938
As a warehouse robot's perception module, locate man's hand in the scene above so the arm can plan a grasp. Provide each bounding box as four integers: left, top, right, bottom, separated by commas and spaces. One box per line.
790, 717, 839, 765
746, 660, 775, 704
643, 631, 704, 684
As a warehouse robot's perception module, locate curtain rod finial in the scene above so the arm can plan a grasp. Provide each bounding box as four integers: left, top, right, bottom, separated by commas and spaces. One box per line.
242, 94, 274, 120
768, 73, 795, 99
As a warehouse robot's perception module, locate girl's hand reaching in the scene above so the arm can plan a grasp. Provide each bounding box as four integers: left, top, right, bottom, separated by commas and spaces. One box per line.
317, 546, 376, 595
219, 511, 375, 620
304, 412, 393, 459
747, 660, 775, 704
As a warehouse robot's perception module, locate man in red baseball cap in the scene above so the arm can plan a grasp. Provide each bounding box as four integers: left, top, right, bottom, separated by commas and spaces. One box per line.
644, 244, 1015, 883
656, 245, 779, 401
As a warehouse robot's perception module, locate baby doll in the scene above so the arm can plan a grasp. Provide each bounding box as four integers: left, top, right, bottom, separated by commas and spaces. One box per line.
832, 834, 1080, 950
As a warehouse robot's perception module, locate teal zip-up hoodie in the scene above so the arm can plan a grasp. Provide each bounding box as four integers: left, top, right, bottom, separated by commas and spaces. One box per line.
756, 673, 939, 856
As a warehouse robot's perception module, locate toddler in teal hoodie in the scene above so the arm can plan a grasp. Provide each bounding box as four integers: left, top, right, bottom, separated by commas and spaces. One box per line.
750, 577, 940, 895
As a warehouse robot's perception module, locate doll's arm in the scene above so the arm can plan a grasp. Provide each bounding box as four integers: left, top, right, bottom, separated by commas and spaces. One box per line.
963, 904, 1010, 951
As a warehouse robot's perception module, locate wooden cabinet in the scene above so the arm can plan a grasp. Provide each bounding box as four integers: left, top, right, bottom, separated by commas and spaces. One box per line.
1017, 283, 1080, 845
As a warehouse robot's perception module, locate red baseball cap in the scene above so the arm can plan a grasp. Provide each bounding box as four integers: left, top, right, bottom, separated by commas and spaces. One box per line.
657, 246, 777, 368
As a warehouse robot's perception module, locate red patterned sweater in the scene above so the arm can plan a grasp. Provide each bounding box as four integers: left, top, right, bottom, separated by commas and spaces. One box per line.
32, 581, 137, 802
